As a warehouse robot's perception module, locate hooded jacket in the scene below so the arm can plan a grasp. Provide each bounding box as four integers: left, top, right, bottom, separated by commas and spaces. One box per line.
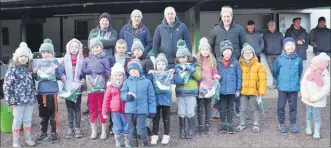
309, 25, 331, 53
285, 24, 309, 60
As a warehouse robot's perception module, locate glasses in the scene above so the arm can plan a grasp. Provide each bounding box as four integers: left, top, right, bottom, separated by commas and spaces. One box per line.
243, 52, 253, 55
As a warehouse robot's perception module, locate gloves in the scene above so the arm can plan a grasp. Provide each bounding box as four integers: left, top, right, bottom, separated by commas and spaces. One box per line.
148, 113, 156, 119
186, 65, 196, 74
127, 94, 135, 101
83, 69, 93, 75
174, 65, 183, 72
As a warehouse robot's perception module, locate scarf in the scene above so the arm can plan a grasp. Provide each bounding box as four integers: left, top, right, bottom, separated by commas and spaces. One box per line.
71, 56, 77, 66
222, 58, 231, 68
306, 69, 324, 87
108, 79, 123, 88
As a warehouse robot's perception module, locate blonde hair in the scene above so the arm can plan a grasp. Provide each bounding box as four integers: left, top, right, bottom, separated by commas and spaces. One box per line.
196, 51, 217, 69
116, 39, 127, 48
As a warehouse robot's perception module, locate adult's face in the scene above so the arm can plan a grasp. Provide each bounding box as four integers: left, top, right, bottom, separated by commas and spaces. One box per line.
246, 25, 255, 33
221, 12, 232, 26
99, 18, 110, 30
268, 22, 276, 32
293, 19, 301, 28
164, 8, 176, 24
318, 20, 326, 28
131, 14, 142, 27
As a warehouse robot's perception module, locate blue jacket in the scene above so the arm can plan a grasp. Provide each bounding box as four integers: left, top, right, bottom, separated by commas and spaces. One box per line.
81, 52, 112, 79
35, 59, 61, 94
217, 58, 242, 95
119, 22, 153, 53
153, 17, 192, 67
121, 75, 156, 114
272, 50, 303, 92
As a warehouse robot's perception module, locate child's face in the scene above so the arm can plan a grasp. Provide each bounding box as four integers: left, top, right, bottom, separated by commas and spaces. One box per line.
178, 56, 188, 64
70, 42, 79, 55
223, 49, 232, 59
310, 63, 320, 72
116, 43, 127, 55
133, 48, 143, 58
200, 47, 210, 57
41, 51, 53, 59
113, 72, 124, 82
243, 50, 254, 61
91, 45, 102, 55
156, 61, 166, 71
284, 42, 295, 54
18, 56, 29, 65
129, 69, 140, 77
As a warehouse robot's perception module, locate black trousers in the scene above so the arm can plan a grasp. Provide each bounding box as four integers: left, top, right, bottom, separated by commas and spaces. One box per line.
37, 94, 59, 133
215, 95, 235, 125
197, 98, 212, 127
152, 106, 170, 135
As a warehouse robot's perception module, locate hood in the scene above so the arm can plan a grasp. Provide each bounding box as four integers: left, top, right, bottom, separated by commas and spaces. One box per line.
280, 50, 299, 59
97, 24, 113, 32
128, 73, 146, 80
65, 38, 83, 55
161, 16, 182, 27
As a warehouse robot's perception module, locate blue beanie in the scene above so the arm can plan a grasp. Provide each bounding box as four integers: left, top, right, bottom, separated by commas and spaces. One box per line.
127, 59, 143, 74
283, 37, 296, 48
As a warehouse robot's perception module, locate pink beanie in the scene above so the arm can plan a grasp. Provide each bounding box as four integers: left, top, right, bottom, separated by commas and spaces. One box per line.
311, 52, 330, 70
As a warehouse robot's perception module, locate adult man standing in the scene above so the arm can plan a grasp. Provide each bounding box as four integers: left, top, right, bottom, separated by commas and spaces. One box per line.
119, 9, 153, 54
262, 21, 284, 89
310, 17, 331, 57
209, 6, 246, 60
285, 17, 309, 61
245, 20, 264, 62
153, 6, 192, 68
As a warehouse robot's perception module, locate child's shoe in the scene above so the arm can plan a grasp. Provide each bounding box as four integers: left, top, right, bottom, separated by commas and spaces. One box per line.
114, 135, 121, 147
65, 128, 74, 139
90, 122, 98, 139
280, 124, 288, 133
51, 133, 58, 144
124, 134, 131, 147
161, 135, 170, 145
253, 124, 260, 133
290, 124, 299, 133
220, 123, 227, 134
12, 133, 21, 147
36, 132, 49, 144
75, 128, 83, 138
100, 123, 108, 140
305, 120, 312, 135
313, 122, 321, 139
227, 124, 235, 134
151, 135, 158, 145
24, 130, 36, 146
197, 125, 203, 135
203, 125, 210, 135
236, 123, 246, 132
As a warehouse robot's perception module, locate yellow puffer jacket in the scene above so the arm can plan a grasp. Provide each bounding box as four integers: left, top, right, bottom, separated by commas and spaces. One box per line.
240, 57, 267, 96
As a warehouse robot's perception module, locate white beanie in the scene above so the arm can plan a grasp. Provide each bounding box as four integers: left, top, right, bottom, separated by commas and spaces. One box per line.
198, 37, 211, 50
221, 6, 233, 16
111, 63, 125, 75
13, 42, 33, 62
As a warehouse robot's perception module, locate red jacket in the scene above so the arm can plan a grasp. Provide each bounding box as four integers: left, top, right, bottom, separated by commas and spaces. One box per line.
102, 85, 126, 115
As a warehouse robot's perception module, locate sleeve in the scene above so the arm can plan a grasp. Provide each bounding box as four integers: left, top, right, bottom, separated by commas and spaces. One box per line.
309, 29, 318, 48
120, 81, 130, 101
236, 62, 242, 93
88, 29, 97, 47
145, 59, 155, 74
311, 72, 330, 102
81, 59, 88, 80
280, 33, 285, 50
173, 73, 184, 85
3, 68, 16, 106
300, 70, 310, 99
182, 24, 192, 53
259, 34, 265, 53
119, 26, 125, 39
147, 81, 156, 113
303, 31, 309, 50
298, 59, 303, 80
152, 26, 161, 57
192, 66, 201, 81
285, 28, 291, 38
54, 60, 62, 80
102, 86, 112, 116
209, 28, 216, 56
144, 27, 153, 54
212, 67, 220, 80
58, 61, 65, 78
103, 58, 111, 77
272, 58, 280, 80
239, 26, 246, 49
262, 33, 266, 53
258, 64, 267, 96
101, 30, 118, 49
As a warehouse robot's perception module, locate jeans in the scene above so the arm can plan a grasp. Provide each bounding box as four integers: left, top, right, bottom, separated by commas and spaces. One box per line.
277, 91, 298, 124
112, 112, 129, 135
12, 104, 34, 132
306, 105, 321, 124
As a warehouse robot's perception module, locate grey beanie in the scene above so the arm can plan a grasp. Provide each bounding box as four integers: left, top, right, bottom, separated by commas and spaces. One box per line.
131, 38, 144, 52
176, 39, 191, 57
220, 39, 233, 54
13, 42, 33, 62
241, 43, 256, 57
89, 38, 104, 49
39, 38, 55, 54
155, 53, 168, 67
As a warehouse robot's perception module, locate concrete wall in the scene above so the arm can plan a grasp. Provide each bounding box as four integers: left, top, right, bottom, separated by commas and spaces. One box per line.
1, 20, 22, 55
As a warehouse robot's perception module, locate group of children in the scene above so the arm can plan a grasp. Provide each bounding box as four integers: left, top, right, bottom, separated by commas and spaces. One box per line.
3, 34, 330, 147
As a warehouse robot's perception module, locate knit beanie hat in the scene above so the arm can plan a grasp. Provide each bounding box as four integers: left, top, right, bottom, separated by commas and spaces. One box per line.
131, 38, 144, 52
99, 12, 111, 22
127, 59, 143, 74
283, 37, 296, 48
220, 40, 233, 54
241, 43, 256, 57
155, 53, 168, 67
111, 63, 125, 75
198, 37, 211, 51
13, 42, 33, 62
176, 39, 191, 57
311, 52, 330, 70
221, 6, 233, 16
89, 38, 103, 49
39, 38, 55, 54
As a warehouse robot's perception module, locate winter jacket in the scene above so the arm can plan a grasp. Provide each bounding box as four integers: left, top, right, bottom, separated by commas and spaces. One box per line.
217, 58, 242, 95
285, 24, 309, 60
35, 59, 61, 94
199, 56, 219, 89
301, 68, 330, 107
173, 64, 201, 97
272, 50, 303, 92
135, 53, 154, 75
245, 30, 265, 56
88, 25, 118, 57
239, 57, 267, 96
209, 22, 246, 59
153, 17, 192, 68
3, 65, 37, 106
102, 84, 126, 115
121, 75, 156, 114
309, 26, 331, 53
119, 22, 153, 53
81, 52, 112, 79
262, 31, 284, 55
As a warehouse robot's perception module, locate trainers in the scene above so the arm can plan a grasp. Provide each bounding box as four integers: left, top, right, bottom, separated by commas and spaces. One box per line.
280, 124, 288, 133
147, 127, 152, 136
109, 130, 114, 135
51, 133, 58, 144
236, 124, 246, 132
220, 123, 227, 134
65, 128, 74, 139
161, 135, 170, 145
227, 126, 235, 134
151, 135, 158, 145
82, 109, 89, 116
253, 124, 260, 133
268, 85, 276, 90
36, 133, 49, 144
290, 124, 299, 133
75, 128, 83, 138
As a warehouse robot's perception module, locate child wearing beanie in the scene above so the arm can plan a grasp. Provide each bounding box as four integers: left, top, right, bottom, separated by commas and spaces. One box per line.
196, 37, 220, 135
173, 39, 201, 139
301, 52, 330, 139
273, 37, 303, 133
81, 38, 111, 140
102, 63, 130, 147
215, 39, 242, 134
121, 59, 156, 147
149, 53, 175, 145
131, 38, 154, 78
33, 39, 61, 144
3, 42, 36, 147
236, 43, 267, 133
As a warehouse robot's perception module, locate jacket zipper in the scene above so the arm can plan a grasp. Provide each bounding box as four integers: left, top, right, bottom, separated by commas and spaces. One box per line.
135, 78, 138, 113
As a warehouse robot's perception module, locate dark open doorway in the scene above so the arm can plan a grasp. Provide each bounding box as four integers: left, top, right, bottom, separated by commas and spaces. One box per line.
26, 22, 43, 53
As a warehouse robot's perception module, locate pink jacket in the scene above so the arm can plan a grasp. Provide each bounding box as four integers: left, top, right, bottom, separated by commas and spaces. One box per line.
102, 85, 126, 115
200, 57, 219, 88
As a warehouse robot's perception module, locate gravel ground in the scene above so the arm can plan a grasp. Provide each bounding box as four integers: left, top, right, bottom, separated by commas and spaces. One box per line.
1, 91, 330, 147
